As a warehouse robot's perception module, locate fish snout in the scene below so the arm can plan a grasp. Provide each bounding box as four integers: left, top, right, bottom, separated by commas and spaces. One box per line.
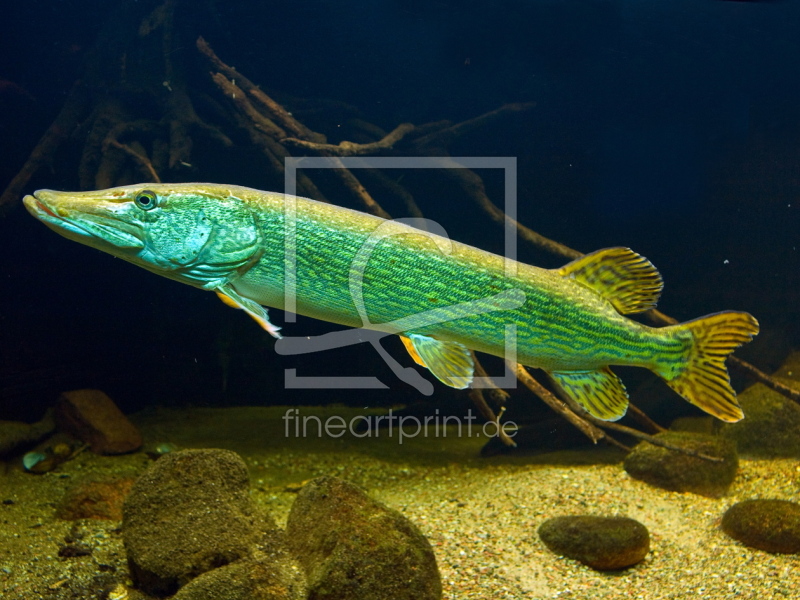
24, 190, 62, 219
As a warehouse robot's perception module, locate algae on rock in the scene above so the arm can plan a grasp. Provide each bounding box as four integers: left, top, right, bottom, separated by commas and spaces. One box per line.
720, 361, 800, 458
623, 431, 738, 498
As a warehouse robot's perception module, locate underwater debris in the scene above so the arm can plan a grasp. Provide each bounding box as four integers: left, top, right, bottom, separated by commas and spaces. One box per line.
286, 476, 441, 600
623, 431, 738, 498
22, 451, 48, 473
106, 583, 129, 600
22, 442, 74, 473
143, 441, 179, 460
56, 389, 142, 455
538, 515, 650, 571
722, 499, 800, 554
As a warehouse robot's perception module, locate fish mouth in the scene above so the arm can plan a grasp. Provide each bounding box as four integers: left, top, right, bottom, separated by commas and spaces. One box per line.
23, 191, 60, 220
26, 194, 59, 219
24, 189, 146, 250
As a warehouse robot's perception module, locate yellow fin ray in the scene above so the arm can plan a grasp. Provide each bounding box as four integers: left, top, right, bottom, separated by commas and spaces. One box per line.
215, 285, 282, 339
659, 311, 759, 423
558, 247, 663, 315
549, 367, 629, 421
400, 335, 427, 367
404, 334, 474, 389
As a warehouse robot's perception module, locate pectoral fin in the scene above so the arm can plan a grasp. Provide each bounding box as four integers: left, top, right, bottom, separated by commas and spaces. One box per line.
401, 334, 474, 389
548, 367, 629, 421
215, 285, 282, 339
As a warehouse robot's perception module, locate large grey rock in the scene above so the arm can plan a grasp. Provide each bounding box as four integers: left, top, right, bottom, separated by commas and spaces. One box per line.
286, 476, 441, 600
123, 449, 272, 596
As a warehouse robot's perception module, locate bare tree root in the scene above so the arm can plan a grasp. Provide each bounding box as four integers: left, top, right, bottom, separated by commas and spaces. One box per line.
0, 81, 91, 215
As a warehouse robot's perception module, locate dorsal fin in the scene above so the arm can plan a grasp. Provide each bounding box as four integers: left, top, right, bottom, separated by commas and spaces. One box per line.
558, 247, 663, 315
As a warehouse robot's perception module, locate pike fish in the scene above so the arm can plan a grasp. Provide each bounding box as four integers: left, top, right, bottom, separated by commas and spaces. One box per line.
24, 183, 759, 422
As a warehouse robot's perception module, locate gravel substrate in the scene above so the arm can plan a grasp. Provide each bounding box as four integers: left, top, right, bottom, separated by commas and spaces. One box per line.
1, 406, 798, 600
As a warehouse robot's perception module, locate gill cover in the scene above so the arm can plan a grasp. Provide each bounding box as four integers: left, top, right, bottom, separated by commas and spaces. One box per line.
136, 188, 263, 289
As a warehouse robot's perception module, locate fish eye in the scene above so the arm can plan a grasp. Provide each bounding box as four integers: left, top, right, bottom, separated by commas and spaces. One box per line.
134, 190, 159, 210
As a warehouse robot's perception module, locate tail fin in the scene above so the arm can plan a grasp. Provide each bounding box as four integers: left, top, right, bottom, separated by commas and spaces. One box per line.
661, 311, 759, 422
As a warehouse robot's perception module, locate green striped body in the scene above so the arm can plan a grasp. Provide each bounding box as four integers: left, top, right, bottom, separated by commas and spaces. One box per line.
231, 187, 688, 375
23, 183, 759, 422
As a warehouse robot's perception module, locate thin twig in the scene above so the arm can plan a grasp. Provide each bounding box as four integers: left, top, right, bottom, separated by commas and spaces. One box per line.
627, 402, 666, 433
472, 354, 511, 407
284, 123, 416, 156
442, 161, 581, 259
211, 73, 286, 140
106, 140, 161, 183
325, 155, 392, 219
467, 388, 515, 447
728, 356, 800, 402
512, 363, 608, 445
582, 415, 725, 463
359, 168, 425, 220
196, 36, 325, 143
411, 102, 536, 150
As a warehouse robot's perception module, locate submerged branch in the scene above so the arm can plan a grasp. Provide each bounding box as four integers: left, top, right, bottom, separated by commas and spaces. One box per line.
411, 102, 536, 150
443, 163, 581, 260
197, 36, 324, 143
468, 389, 516, 447
582, 415, 725, 463
511, 363, 610, 446
283, 123, 415, 156
106, 140, 161, 183
0, 81, 90, 214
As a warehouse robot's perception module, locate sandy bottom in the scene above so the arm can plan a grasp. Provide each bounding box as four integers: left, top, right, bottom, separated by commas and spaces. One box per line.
1, 405, 798, 600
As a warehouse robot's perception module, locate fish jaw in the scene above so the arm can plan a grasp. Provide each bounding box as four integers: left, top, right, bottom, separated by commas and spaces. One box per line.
24, 189, 146, 253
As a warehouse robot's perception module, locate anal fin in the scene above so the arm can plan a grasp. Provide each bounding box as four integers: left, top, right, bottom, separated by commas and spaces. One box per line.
403, 334, 474, 389
549, 367, 629, 421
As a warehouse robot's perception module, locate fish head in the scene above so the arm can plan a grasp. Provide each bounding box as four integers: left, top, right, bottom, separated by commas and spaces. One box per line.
24, 184, 262, 289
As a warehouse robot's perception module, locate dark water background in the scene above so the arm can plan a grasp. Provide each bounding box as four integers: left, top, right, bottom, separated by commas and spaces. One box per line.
0, 0, 798, 424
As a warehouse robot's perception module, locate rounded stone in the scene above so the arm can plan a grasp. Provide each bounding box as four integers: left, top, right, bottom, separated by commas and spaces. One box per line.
538, 515, 650, 570
285, 476, 441, 600
722, 499, 800, 554
623, 431, 738, 498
